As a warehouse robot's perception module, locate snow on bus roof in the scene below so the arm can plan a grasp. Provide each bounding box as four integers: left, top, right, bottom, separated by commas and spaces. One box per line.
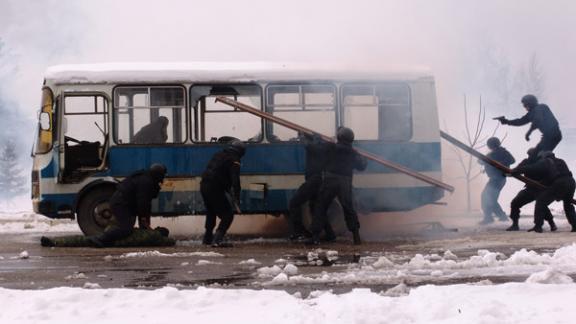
44, 62, 433, 84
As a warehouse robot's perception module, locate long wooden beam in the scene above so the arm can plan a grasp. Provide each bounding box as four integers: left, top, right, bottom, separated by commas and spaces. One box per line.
440, 130, 576, 205
215, 96, 455, 193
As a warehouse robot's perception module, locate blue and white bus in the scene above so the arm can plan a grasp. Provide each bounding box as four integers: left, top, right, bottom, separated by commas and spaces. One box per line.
31, 62, 445, 235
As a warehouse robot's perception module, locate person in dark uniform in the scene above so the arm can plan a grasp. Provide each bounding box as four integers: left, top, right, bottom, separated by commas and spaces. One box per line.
495, 94, 562, 155
287, 133, 336, 242
307, 127, 367, 245
89, 163, 167, 247
133, 116, 169, 144
512, 151, 576, 233
507, 148, 556, 231
201, 139, 246, 247
479, 137, 515, 225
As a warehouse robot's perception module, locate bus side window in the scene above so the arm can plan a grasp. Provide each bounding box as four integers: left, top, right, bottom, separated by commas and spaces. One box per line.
266, 84, 336, 141
191, 84, 262, 142
113, 86, 186, 144
342, 83, 412, 141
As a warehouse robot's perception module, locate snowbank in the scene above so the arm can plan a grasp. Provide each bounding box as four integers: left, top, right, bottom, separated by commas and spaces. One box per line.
1, 284, 576, 323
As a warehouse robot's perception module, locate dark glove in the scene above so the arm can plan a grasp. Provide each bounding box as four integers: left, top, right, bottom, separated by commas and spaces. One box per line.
525, 130, 532, 141
154, 226, 170, 237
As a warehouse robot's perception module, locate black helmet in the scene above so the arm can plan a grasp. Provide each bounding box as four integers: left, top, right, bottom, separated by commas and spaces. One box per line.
486, 137, 501, 150
521, 94, 538, 109
337, 127, 355, 144
526, 147, 537, 157
149, 163, 167, 182
227, 139, 246, 157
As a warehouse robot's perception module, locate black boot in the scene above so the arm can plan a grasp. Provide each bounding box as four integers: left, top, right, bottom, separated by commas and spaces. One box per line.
323, 226, 337, 242
202, 232, 213, 245
304, 234, 320, 246
352, 230, 362, 245
527, 226, 543, 233
571, 226, 576, 233
548, 220, 558, 232
40, 236, 55, 247
506, 223, 519, 231
212, 231, 233, 248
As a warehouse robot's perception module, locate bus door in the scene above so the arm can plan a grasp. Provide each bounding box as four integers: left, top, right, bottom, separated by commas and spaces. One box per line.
59, 93, 109, 182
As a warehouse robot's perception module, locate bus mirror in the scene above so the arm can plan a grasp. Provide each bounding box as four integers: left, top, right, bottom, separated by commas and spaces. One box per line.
39, 112, 50, 130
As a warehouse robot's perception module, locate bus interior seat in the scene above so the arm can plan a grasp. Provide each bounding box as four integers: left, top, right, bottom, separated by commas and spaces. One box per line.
65, 141, 102, 170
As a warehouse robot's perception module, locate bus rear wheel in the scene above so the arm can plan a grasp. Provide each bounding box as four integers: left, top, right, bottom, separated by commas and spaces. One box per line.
77, 187, 116, 236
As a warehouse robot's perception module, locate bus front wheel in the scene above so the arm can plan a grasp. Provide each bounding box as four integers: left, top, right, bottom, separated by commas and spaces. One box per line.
77, 187, 116, 236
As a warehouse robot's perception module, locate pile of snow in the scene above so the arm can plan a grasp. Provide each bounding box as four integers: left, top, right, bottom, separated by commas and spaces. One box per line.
196, 260, 222, 266
0, 212, 80, 233
264, 244, 576, 286
118, 251, 224, 258
525, 269, 574, 284
257, 263, 299, 279
2, 284, 576, 323
239, 258, 262, 265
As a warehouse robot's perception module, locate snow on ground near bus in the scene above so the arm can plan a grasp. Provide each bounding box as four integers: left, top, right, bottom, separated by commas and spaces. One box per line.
258, 244, 576, 287
1, 283, 576, 324
0, 212, 80, 234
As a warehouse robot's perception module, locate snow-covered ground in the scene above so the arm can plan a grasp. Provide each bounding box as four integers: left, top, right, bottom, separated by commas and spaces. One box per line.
2, 207, 576, 322
1, 283, 576, 323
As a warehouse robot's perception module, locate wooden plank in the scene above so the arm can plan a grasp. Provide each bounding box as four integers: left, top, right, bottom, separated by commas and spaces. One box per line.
215, 96, 455, 193
440, 130, 576, 205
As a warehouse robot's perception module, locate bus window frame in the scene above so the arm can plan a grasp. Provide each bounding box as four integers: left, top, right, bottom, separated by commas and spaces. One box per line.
61, 91, 111, 147
340, 82, 413, 142
190, 83, 264, 143
264, 82, 338, 142
112, 84, 188, 145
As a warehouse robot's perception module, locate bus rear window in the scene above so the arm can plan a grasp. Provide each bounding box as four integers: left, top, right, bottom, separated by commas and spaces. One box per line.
113, 86, 186, 144
342, 83, 411, 141
266, 84, 336, 141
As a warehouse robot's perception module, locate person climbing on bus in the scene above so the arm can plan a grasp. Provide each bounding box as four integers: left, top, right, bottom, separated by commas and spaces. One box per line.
511, 151, 576, 233
88, 163, 168, 247
200, 139, 246, 247
478, 137, 515, 225
287, 132, 336, 242
133, 116, 169, 144
506, 148, 556, 232
306, 127, 367, 246
494, 94, 562, 155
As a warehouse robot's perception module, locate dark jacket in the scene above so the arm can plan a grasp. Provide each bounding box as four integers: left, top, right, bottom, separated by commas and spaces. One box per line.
304, 139, 328, 179
323, 142, 367, 177
516, 154, 573, 185
113, 170, 161, 219
483, 147, 515, 179
506, 104, 560, 136
201, 149, 242, 199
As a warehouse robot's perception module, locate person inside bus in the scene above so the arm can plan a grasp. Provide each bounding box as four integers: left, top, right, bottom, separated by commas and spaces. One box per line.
200, 139, 246, 247
288, 132, 336, 242
133, 116, 169, 144
494, 94, 562, 155
478, 137, 515, 225
88, 163, 167, 247
306, 127, 367, 246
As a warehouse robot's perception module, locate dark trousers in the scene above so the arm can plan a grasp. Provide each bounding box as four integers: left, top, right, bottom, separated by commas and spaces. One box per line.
534, 177, 576, 227
311, 174, 359, 234
534, 131, 562, 155
288, 175, 333, 235
201, 181, 234, 235
510, 187, 553, 222
97, 193, 136, 245
481, 178, 507, 221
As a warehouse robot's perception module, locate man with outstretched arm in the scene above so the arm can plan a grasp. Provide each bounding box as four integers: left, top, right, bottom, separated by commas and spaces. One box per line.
495, 94, 562, 155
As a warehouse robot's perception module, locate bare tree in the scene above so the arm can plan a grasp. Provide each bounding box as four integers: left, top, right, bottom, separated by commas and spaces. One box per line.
445, 95, 502, 212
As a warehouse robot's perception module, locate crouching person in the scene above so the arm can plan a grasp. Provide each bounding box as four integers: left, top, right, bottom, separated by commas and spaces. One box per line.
88, 163, 167, 247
